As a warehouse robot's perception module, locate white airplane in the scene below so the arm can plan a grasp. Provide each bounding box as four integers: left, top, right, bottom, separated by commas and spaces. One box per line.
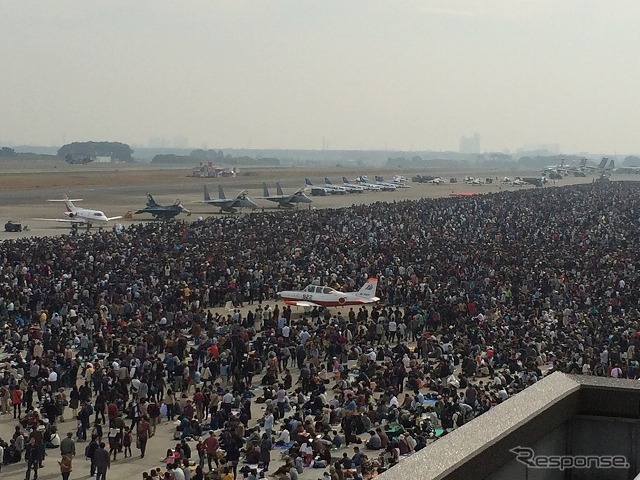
375, 176, 409, 189
392, 175, 409, 184
277, 277, 380, 307
341, 177, 368, 192
464, 177, 485, 185
355, 176, 390, 191
325, 177, 362, 194
427, 177, 445, 185
36, 197, 122, 228
305, 179, 346, 196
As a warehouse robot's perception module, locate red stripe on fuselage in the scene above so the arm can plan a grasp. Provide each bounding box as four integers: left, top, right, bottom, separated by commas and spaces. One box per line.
281, 297, 366, 307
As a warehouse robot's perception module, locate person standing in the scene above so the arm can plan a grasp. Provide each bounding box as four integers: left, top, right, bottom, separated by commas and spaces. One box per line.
11, 385, 23, 419
93, 442, 111, 480
25, 437, 40, 480
203, 430, 219, 471
259, 433, 272, 472
59, 432, 76, 457
136, 415, 152, 458
58, 453, 73, 480
86, 435, 99, 477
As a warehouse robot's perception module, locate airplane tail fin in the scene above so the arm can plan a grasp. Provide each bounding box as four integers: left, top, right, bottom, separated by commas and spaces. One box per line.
580, 158, 587, 167
48, 196, 82, 213
358, 277, 378, 299
146, 193, 158, 206
262, 183, 270, 197
203, 185, 211, 202
305, 178, 313, 187
598, 158, 607, 169
342, 177, 350, 184
325, 177, 333, 185
609, 159, 615, 170
218, 185, 226, 200
375, 176, 383, 182
276, 182, 284, 196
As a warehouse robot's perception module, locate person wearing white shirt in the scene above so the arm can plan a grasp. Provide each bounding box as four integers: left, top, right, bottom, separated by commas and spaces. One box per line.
172, 464, 186, 480
276, 428, 291, 445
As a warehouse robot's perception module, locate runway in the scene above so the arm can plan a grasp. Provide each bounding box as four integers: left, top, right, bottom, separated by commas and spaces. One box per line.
0, 161, 612, 240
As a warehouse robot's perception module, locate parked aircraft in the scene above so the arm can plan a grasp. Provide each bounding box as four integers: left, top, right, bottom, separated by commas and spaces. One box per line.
304, 179, 346, 196
341, 177, 368, 192
355, 176, 388, 191
464, 177, 484, 185
259, 183, 312, 208
584, 157, 615, 174
65, 154, 93, 165
194, 185, 258, 213
325, 178, 362, 194
135, 193, 190, 220
375, 176, 409, 188
427, 177, 445, 185
36, 197, 122, 228
277, 277, 380, 307
391, 175, 409, 184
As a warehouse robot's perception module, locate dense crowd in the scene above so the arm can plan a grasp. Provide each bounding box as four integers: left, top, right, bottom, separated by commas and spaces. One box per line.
0, 180, 639, 480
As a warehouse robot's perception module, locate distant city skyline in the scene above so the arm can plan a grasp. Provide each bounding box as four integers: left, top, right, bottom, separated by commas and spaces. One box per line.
2, 1, 640, 154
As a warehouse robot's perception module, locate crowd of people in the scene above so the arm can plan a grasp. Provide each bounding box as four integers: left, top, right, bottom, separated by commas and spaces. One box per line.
0, 180, 639, 480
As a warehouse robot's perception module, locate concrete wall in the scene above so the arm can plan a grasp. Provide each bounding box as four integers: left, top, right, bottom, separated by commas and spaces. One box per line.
487, 416, 640, 480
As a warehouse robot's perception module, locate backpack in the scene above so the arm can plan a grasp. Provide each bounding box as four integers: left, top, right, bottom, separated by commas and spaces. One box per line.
123, 431, 132, 447
84, 444, 91, 458
85, 404, 94, 417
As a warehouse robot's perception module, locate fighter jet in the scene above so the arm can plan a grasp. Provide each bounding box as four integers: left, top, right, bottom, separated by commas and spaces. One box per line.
305, 178, 347, 195
355, 176, 392, 191
259, 183, 312, 208
341, 177, 368, 192
277, 277, 380, 307
194, 185, 258, 213
135, 193, 190, 220
326, 177, 362, 194
375, 176, 409, 188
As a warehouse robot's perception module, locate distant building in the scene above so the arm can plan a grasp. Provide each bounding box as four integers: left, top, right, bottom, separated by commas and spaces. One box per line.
459, 133, 481, 154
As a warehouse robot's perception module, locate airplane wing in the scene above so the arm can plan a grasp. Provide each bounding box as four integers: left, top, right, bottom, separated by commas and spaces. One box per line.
358, 296, 380, 303
34, 218, 88, 224
283, 300, 317, 307
106, 216, 123, 221
195, 199, 233, 206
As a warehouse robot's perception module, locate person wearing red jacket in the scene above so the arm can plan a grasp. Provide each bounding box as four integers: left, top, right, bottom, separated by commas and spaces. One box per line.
203, 430, 219, 471
11, 386, 22, 419
107, 402, 119, 428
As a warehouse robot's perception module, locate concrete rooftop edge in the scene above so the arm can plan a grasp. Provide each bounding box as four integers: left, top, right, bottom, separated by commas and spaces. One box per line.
380, 372, 640, 480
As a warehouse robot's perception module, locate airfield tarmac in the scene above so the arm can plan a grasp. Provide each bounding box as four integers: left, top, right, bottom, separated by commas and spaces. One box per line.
0, 161, 613, 239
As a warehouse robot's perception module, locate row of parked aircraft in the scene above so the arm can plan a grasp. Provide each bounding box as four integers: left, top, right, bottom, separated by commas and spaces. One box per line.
305, 175, 409, 195
542, 157, 615, 178
34, 175, 415, 228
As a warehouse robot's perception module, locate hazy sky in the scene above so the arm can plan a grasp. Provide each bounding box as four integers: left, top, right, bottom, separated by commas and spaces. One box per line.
1, 0, 639, 153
